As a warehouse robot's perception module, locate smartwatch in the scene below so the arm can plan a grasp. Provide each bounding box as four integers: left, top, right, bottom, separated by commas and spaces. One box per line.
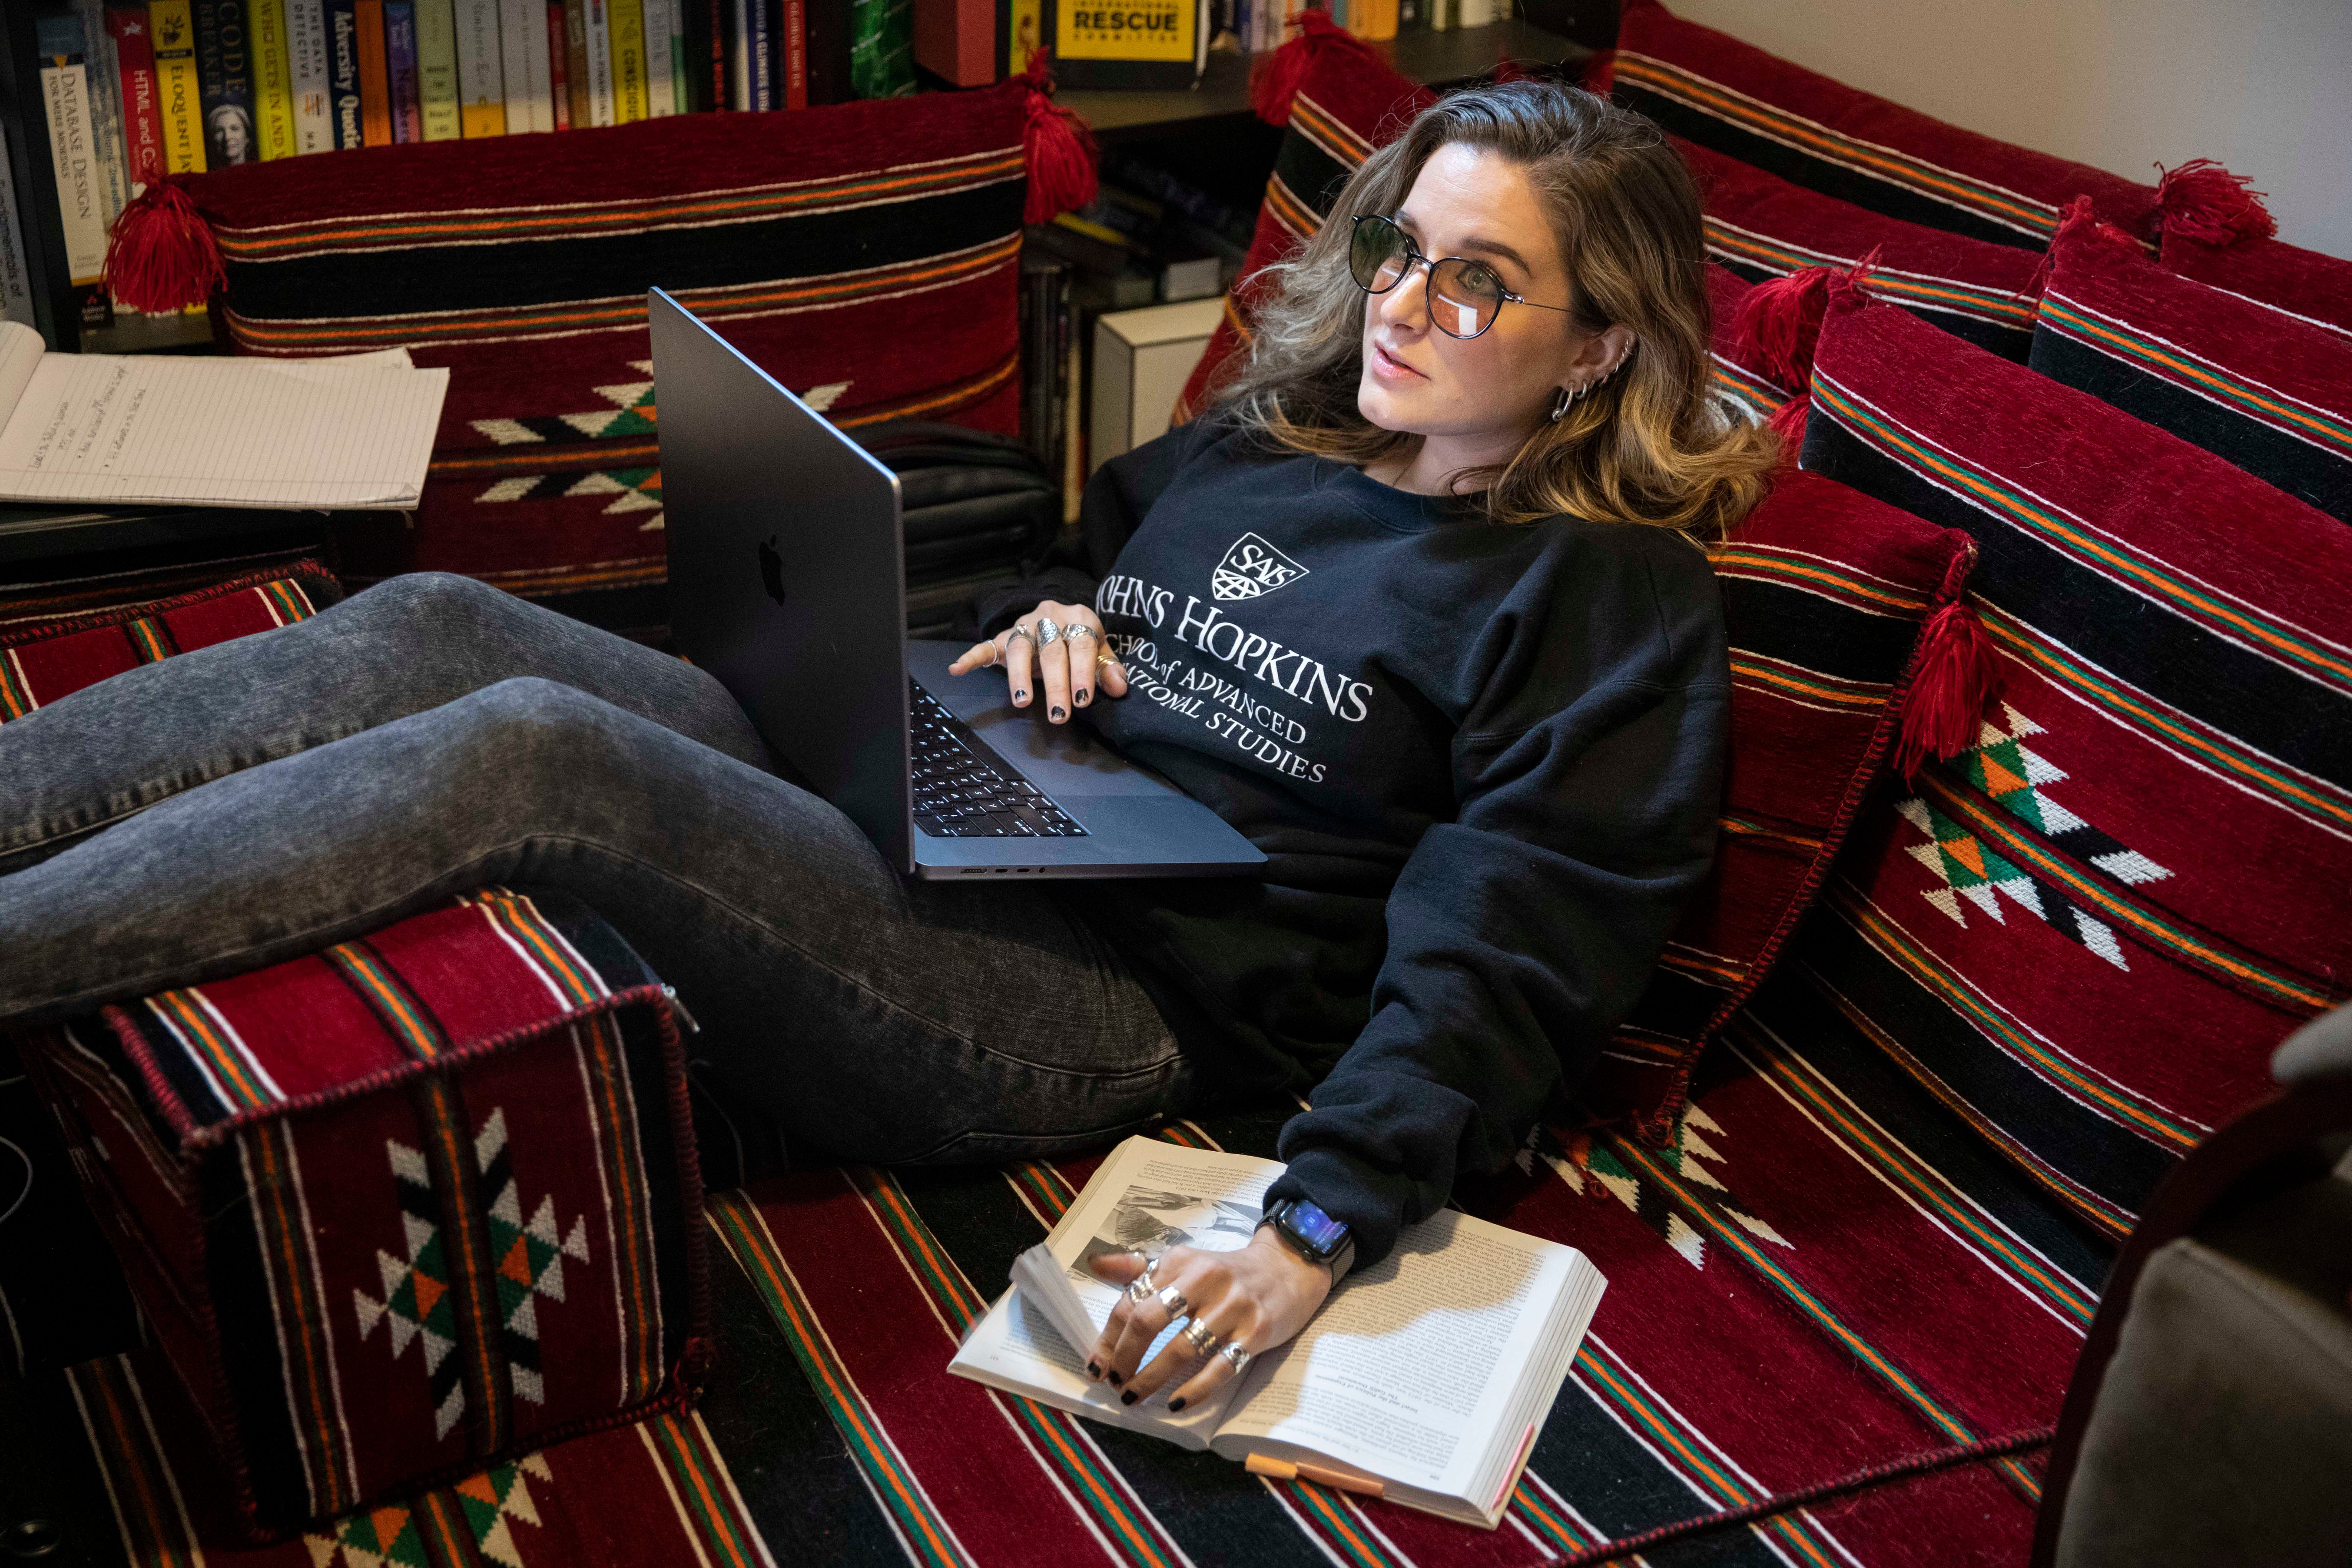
1258, 1197, 1356, 1284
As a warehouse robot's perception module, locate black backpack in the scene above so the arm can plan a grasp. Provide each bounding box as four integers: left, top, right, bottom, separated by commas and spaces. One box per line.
852, 422, 1061, 637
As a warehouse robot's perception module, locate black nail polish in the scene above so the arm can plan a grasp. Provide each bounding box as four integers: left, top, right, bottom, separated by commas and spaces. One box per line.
1106, 1370, 1122, 1386
1167, 1398, 1186, 1413
1014, 689, 1026, 701
1075, 689, 1090, 705
1120, 1390, 1138, 1406
1086, 1361, 1099, 1378
1051, 706, 1066, 721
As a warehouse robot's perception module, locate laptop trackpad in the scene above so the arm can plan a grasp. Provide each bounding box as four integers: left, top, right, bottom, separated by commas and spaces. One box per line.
960, 703, 1174, 797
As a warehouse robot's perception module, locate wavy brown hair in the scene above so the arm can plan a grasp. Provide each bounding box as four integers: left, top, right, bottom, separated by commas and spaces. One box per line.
1218, 79, 1775, 538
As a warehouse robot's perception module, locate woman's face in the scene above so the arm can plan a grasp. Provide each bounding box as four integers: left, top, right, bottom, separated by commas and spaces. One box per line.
1355, 143, 1597, 453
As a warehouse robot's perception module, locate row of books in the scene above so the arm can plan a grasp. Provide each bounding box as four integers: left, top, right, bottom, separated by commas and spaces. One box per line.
1219, 0, 1504, 55
17, 0, 918, 331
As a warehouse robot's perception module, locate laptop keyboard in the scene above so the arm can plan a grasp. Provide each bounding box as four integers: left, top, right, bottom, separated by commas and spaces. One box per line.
910, 681, 1088, 839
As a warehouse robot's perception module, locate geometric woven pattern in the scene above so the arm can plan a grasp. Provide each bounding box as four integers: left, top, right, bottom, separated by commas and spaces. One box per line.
355, 1138, 468, 1439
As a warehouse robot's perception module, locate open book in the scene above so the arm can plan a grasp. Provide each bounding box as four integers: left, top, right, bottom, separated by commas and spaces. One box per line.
0, 323, 447, 509
948, 1137, 1606, 1528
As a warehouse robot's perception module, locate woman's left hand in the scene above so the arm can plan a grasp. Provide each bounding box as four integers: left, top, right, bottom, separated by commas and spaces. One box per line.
1084, 1228, 1333, 1411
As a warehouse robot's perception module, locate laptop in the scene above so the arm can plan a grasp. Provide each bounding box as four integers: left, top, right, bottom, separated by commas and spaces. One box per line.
650, 289, 1267, 882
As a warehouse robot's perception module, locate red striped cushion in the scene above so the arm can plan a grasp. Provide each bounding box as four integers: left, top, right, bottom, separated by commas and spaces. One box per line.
16, 886, 705, 1537
1794, 285, 2350, 1237
0, 562, 340, 723
1680, 136, 2044, 362
2034, 211, 2352, 524
2163, 232, 2352, 338
1609, 0, 2156, 250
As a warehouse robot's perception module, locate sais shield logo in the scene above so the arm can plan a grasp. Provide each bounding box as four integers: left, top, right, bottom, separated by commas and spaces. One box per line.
1211, 533, 1309, 601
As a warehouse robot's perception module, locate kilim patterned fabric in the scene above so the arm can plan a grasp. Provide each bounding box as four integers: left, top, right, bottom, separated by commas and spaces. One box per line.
161, 84, 1031, 624
46, 1059, 2094, 1565
1607, 0, 2157, 251
54, 1348, 771, 1567
1794, 286, 2351, 1237
14, 886, 706, 1538
2162, 232, 2352, 338
2031, 211, 2352, 524
0, 563, 340, 723
1587, 471, 1976, 1142
1677, 137, 2044, 362
1703, 265, 1794, 426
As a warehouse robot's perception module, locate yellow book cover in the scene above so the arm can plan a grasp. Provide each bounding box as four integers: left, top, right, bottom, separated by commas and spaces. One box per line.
1051, 0, 1198, 88
1005, 0, 1040, 75
609, 0, 646, 122
147, 0, 204, 171
250, 0, 298, 158
1351, 0, 1396, 40
415, 0, 460, 139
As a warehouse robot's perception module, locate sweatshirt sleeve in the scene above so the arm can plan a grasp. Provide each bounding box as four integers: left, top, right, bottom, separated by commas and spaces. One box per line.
968, 416, 1226, 637
1265, 541, 1730, 1269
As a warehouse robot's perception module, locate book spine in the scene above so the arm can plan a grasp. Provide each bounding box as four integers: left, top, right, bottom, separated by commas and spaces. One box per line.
106, 6, 168, 190
352, 0, 392, 140
803, 0, 848, 103
498, 0, 551, 130
1005, 0, 1035, 74
72, 2, 133, 231
383, 0, 420, 138
779, 0, 804, 107
415, 0, 460, 137
1454, 0, 1489, 25
742, 0, 769, 108
543, 0, 570, 126
584, 0, 614, 124
727, 0, 748, 106
147, 1, 206, 170
703, 0, 725, 107
639, 0, 671, 112
668, 0, 689, 110
36, 14, 114, 323
1352, 0, 1393, 40
284, 0, 333, 150
194, 0, 260, 165
1393, 0, 1421, 32
455, 0, 507, 133
248, 0, 296, 154
322, 0, 362, 144
610, 0, 647, 119
0, 149, 34, 328
563, 0, 591, 124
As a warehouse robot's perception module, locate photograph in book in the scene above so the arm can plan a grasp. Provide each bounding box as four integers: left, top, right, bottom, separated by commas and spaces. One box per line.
949, 1136, 1607, 1529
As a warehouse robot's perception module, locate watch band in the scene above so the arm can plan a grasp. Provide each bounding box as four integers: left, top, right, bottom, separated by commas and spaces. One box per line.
1259, 1199, 1356, 1285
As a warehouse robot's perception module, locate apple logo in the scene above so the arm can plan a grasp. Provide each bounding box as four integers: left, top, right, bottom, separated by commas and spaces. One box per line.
757, 533, 785, 607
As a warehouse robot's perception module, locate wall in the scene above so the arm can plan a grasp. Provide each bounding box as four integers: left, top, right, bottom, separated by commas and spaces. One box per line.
1666, 0, 2352, 260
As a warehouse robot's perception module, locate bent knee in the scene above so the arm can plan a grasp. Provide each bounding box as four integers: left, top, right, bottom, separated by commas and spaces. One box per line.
350, 571, 508, 621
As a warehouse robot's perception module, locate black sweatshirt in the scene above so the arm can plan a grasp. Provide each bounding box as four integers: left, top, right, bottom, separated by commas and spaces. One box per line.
979, 416, 1730, 1268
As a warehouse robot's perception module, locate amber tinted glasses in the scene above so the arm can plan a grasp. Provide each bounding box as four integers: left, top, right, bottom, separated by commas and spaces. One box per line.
1347, 214, 1578, 340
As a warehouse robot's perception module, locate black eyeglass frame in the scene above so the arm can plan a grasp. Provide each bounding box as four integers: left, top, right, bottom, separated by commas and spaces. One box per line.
1347, 213, 1579, 340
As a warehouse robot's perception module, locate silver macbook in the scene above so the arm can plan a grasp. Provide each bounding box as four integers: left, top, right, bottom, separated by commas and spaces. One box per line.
651, 289, 1266, 881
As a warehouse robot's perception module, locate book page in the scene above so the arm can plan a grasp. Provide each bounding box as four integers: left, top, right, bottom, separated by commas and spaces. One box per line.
0, 350, 447, 508
1210, 1209, 1579, 1505
0, 323, 45, 430
948, 1137, 1283, 1446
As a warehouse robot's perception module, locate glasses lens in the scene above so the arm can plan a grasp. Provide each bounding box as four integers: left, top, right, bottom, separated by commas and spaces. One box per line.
1350, 217, 1411, 293
1429, 258, 1504, 338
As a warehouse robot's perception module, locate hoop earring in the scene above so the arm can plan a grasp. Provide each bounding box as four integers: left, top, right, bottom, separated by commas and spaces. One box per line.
1550, 386, 1573, 422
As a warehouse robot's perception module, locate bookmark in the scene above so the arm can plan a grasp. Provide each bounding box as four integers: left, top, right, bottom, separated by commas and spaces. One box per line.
1245, 1453, 1385, 1499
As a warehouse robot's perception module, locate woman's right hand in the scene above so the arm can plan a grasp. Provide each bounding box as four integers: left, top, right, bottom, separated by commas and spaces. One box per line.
947, 600, 1129, 724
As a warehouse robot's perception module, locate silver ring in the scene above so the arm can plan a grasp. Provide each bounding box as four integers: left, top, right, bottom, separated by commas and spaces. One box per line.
1002, 626, 1034, 653
1123, 1255, 1158, 1303
1063, 622, 1097, 643
1182, 1319, 1219, 1355
1220, 1341, 1250, 1373
1153, 1284, 1190, 1318
1034, 616, 1062, 646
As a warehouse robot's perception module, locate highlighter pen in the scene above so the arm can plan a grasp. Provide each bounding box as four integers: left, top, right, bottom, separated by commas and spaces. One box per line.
1244, 1453, 1386, 1499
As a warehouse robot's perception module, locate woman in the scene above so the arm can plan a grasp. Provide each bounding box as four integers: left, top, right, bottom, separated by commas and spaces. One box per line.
0, 82, 1769, 1417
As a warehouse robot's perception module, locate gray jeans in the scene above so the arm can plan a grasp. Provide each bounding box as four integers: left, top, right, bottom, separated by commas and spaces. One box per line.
0, 573, 1201, 1165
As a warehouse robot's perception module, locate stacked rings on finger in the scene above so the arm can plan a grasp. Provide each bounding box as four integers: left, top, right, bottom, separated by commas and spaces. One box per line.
1220, 1342, 1251, 1373
1003, 626, 1034, 652
1182, 1319, 1220, 1355
1064, 623, 1096, 643
1154, 1285, 1191, 1318
1035, 617, 1062, 645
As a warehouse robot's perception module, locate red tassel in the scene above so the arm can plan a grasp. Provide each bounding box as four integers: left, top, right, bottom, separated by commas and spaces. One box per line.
2153, 159, 2277, 248
1019, 52, 1097, 226
1765, 391, 1808, 453
1582, 47, 1615, 95
102, 176, 224, 314
1247, 7, 1366, 126
1736, 268, 1831, 393
1894, 599, 2003, 780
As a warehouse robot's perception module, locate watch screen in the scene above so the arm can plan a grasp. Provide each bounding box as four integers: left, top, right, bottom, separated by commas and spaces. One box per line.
1285, 1200, 1349, 1254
